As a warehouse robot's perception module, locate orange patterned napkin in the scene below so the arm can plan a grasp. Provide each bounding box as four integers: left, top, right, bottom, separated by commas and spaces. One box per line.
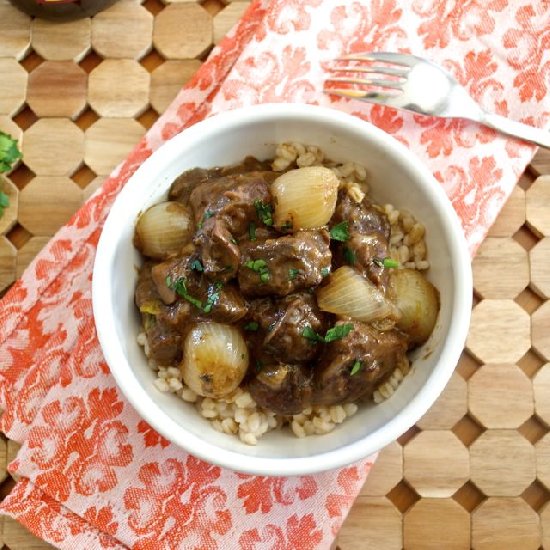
0, 1, 549, 548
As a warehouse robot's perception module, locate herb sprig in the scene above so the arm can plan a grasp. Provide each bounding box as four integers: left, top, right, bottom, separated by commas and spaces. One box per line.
190, 259, 204, 272
302, 323, 354, 344
0, 132, 22, 219
248, 221, 257, 241
373, 257, 400, 269
245, 259, 270, 283
330, 221, 349, 242
288, 268, 300, 281
350, 360, 362, 376
343, 246, 356, 265
254, 200, 273, 226
166, 276, 222, 313
197, 209, 214, 229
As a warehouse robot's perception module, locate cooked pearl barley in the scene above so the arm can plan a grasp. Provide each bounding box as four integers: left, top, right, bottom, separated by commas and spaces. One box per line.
413, 240, 427, 260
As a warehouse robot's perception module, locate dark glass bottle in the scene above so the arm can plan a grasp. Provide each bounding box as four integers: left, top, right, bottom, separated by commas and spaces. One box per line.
9, 0, 118, 21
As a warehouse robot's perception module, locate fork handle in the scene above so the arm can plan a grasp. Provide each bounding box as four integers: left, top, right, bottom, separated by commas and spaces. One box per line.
479, 113, 550, 149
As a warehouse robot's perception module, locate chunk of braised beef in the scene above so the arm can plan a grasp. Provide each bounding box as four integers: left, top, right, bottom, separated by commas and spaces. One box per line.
169, 167, 223, 204
238, 230, 331, 297
192, 282, 248, 324
145, 320, 181, 366
332, 193, 392, 292
248, 363, 313, 415
313, 321, 408, 406
169, 159, 274, 204
151, 257, 190, 305
190, 172, 276, 281
245, 293, 327, 363
189, 172, 274, 235
194, 217, 240, 282
149, 256, 247, 322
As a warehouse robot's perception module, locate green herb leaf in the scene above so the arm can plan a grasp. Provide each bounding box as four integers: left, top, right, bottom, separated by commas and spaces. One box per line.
288, 268, 300, 280
230, 237, 238, 245
168, 277, 204, 311
343, 246, 356, 265
254, 200, 274, 226
245, 258, 270, 283
203, 282, 222, 313
373, 256, 400, 269
190, 259, 204, 272
248, 221, 257, 241
302, 326, 324, 343
0, 190, 9, 218
321, 267, 330, 278
324, 323, 354, 343
244, 321, 259, 331
165, 275, 172, 288
0, 132, 22, 174
350, 360, 362, 376
0, 191, 9, 209
330, 221, 350, 242
197, 209, 214, 229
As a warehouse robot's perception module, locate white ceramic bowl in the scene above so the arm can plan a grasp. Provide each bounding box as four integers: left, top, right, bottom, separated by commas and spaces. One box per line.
93, 103, 472, 476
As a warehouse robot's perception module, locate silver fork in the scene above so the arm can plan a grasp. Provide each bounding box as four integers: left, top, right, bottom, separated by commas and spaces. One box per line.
325, 52, 550, 149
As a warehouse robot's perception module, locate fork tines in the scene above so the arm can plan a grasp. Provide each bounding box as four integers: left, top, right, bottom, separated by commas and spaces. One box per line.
324, 58, 407, 100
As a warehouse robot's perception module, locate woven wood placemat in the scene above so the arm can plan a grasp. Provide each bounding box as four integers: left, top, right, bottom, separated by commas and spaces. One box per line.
1, 0, 550, 547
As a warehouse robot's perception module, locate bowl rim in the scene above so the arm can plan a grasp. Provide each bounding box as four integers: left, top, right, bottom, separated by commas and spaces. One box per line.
93, 103, 472, 476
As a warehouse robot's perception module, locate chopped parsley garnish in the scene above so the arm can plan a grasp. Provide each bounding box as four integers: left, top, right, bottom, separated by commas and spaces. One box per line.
330, 220, 350, 242
288, 268, 300, 280
350, 360, 362, 376
254, 200, 274, 226
321, 267, 330, 278
244, 321, 259, 331
373, 257, 400, 269
248, 221, 257, 241
197, 209, 214, 229
324, 323, 354, 342
230, 237, 238, 245
245, 258, 270, 283
166, 276, 221, 313
190, 259, 204, 272
302, 323, 354, 344
171, 278, 203, 310
343, 246, 356, 265
203, 282, 222, 313
302, 326, 325, 343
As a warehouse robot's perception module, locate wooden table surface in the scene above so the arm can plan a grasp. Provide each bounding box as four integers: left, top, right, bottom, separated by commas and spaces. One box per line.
1, 0, 550, 548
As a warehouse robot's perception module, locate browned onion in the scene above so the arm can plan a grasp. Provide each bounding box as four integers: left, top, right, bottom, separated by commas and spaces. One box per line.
135, 201, 193, 259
